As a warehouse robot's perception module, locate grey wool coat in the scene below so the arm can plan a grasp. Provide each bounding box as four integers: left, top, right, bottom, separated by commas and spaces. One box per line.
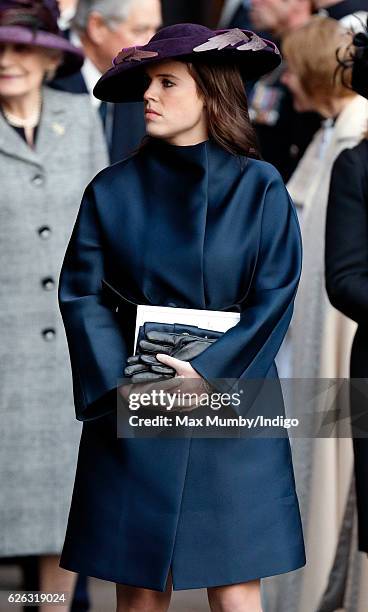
0, 86, 108, 557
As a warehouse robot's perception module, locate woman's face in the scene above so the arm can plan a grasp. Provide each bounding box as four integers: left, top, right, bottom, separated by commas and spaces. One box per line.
281, 64, 314, 113
143, 59, 208, 145
0, 43, 61, 100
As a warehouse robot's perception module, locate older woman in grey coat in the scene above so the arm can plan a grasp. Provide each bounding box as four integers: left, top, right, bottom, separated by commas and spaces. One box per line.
0, 0, 108, 604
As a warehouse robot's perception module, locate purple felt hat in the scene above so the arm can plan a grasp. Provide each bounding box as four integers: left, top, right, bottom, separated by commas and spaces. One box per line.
0, 0, 83, 77
93, 22, 281, 103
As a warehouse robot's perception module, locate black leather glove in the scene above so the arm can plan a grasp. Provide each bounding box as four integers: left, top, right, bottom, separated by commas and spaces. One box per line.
139, 330, 216, 359
124, 354, 175, 379
124, 330, 217, 383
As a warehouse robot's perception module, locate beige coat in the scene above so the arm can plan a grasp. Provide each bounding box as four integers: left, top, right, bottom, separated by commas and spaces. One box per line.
263, 94, 368, 612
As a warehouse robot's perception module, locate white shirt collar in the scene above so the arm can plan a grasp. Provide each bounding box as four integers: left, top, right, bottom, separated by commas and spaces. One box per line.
70, 31, 103, 107
81, 57, 103, 107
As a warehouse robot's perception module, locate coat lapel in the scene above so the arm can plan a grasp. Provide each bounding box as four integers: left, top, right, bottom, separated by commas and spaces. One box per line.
333, 95, 368, 145
34, 86, 72, 162
0, 86, 72, 167
0, 104, 41, 166
287, 95, 368, 212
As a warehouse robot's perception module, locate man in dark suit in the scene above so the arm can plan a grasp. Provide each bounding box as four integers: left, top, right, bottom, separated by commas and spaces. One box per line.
246, 0, 367, 182
219, 0, 257, 30
246, 0, 321, 182
52, 0, 162, 163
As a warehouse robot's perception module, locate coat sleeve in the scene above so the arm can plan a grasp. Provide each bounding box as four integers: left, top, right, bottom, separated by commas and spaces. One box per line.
58, 181, 127, 421
325, 145, 368, 325
189, 169, 302, 405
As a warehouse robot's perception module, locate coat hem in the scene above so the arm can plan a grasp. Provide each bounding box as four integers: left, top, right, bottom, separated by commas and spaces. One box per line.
59, 554, 307, 592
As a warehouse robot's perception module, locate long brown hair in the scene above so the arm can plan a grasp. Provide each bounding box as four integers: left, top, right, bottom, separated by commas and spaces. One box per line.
186, 57, 260, 159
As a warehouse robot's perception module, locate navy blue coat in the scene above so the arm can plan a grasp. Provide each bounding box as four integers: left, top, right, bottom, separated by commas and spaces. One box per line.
58, 137, 306, 590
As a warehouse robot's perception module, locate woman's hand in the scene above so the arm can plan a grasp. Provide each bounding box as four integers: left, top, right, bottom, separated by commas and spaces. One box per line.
155, 354, 211, 411
119, 355, 211, 413
155, 353, 201, 379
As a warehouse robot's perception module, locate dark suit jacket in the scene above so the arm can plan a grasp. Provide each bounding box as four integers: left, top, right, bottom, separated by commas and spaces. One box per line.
325, 140, 368, 374
51, 70, 146, 164
325, 139, 368, 553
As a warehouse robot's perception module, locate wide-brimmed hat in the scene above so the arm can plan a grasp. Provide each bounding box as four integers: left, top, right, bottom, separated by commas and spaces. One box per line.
0, 0, 83, 77
94, 22, 281, 103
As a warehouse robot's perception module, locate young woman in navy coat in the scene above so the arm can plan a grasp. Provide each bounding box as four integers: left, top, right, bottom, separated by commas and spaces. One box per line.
58, 23, 306, 611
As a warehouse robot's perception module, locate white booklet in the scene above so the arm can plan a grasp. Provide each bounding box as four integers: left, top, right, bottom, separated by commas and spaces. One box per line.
134, 305, 241, 352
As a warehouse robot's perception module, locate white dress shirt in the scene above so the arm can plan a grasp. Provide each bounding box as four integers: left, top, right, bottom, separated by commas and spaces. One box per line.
69, 31, 103, 108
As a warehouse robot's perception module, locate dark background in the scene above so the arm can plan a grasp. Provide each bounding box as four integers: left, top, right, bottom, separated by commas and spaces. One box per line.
161, 0, 225, 27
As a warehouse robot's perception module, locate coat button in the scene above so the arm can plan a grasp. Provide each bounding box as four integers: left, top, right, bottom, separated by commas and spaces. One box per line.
41, 277, 55, 291
32, 174, 44, 186
38, 225, 52, 239
42, 328, 56, 341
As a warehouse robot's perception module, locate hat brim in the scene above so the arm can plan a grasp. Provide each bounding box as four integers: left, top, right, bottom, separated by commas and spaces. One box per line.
0, 25, 84, 77
94, 31, 281, 103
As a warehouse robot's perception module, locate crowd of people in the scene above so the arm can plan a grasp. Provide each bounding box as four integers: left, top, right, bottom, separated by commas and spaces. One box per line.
0, 0, 367, 611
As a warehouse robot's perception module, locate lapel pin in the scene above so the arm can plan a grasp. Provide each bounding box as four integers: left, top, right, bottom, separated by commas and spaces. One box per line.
52, 122, 65, 136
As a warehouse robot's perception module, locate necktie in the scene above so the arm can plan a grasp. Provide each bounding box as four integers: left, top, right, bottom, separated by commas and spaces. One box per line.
98, 101, 108, 126
98, 101, 114, 157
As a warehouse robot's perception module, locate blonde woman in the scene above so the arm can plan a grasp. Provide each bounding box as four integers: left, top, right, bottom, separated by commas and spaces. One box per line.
263, 16, 368, 612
